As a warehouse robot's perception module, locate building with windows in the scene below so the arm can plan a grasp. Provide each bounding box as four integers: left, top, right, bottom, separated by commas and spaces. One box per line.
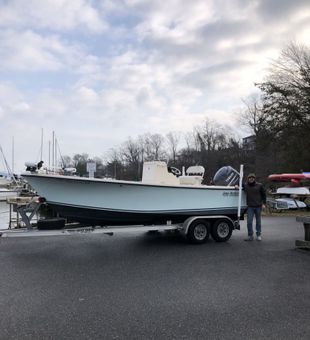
242, 135, 256, 150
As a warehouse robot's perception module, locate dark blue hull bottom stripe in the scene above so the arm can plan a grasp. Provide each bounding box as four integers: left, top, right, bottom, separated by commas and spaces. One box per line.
48, 203, 246, 226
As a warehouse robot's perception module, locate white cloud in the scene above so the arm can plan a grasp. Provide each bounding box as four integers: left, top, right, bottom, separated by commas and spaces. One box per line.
134, 0, 216, 45
0, 83, 28, 115
77, 86, 100, 103
0, 0, 107, 33
0, 106, 4, 119
1, 0, 310, 172
0, 29, 86, 71
11, 102, 31, 113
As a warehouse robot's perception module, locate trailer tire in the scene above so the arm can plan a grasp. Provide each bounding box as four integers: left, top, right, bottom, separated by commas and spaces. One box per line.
211, 219, 233, 242
187, 219, 210, 244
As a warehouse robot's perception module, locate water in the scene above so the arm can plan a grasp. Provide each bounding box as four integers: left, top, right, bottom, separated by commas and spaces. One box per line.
0, 201, 10, 230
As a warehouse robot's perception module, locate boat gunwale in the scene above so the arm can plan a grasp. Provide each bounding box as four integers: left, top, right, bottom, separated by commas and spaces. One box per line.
21, 173, 240, 191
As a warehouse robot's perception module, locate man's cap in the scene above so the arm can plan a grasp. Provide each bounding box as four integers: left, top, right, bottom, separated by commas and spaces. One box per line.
247, 173, 256, 179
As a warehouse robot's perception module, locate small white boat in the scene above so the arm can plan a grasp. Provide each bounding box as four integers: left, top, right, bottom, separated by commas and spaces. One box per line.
268, 173, 310, 210
276, 187, 310, 195
0, 174, 13, 187
0, 188, 21, 201
275, 198, 307, 209
0, 147, 22, 198
22, 161, 247, 226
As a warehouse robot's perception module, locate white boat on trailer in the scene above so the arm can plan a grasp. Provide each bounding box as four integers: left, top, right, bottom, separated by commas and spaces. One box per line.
1, 161, 246, 243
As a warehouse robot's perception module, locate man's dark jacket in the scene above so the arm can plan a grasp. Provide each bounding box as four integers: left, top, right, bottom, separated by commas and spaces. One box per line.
243, 182, 266, 207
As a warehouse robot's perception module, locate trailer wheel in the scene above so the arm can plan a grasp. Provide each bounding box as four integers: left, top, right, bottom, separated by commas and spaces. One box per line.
187, 219, 210, 244
211, 219, 233, 242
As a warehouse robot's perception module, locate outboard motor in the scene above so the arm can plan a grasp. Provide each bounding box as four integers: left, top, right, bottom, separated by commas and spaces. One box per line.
213, 166, 240, 186
25, 162, 38, 172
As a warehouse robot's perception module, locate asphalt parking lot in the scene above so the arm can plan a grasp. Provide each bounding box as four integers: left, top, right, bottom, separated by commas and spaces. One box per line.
0, 216, 309, 340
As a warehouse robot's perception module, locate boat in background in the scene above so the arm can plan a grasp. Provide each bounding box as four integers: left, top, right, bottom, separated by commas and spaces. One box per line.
22, 161, 247, 226
0, 176, 11, 187
0, 147, 22, 201
268, 173, 310, 183
274, 198, 307, 210
276, 187, 310, 196
0, 176, 23, 201
268, 172, 310, 210
0, 187, 21, 201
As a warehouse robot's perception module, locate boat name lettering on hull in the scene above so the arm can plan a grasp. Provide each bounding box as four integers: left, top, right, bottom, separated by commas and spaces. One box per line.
223, 192, 238, 197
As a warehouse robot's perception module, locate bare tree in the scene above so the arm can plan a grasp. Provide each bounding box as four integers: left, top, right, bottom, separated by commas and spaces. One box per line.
72, 153, 89, 175
142, 133, 166, 161
61, 155, 73, 168
239, 95, 267, 135
194, 118, 231, 151
121, 138, 141, 165
120, 138, 142, 180
166, 131, 181, 163
184, 131, 199, 152
105, 148, 123, 179
256, 42, 310, 171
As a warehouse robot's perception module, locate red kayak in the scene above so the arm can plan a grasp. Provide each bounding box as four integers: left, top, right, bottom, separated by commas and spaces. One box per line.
268, 173, 310, 183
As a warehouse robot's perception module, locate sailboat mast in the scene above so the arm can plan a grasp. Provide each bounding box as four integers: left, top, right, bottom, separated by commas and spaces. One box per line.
40, 128, 43, 161
55, 138, 58, 169
12, 136, 14, 173
0, 144, 16, 184
48, 141, 51, 168
52, 131, 55, 171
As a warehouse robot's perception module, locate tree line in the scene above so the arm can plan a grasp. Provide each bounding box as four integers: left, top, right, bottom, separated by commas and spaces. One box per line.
61, 42, 310, 185
241, 42, 310, 179
61, 125, 244, 184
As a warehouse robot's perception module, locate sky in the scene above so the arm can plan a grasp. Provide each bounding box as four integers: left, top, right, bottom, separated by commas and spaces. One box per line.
0, 0, 310, 173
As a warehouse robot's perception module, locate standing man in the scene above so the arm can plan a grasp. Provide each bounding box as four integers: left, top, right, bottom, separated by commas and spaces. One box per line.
243, 173, 266, 241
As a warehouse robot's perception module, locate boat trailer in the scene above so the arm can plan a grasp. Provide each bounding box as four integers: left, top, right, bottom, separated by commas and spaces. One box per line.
0, 214, 240, 244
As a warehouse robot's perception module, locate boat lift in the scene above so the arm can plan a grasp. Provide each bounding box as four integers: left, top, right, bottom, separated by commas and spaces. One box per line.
6, 196, 42, 229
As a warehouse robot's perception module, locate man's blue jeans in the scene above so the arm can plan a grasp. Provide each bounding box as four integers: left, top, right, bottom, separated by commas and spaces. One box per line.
247, 207, 262, 237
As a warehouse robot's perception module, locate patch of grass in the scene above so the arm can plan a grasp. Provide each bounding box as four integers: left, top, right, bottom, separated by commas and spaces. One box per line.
263, 209, 310, 217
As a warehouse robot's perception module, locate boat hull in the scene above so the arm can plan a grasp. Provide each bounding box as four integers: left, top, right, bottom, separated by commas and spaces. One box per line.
22, 174, 247, 225
48, 202, 244, 225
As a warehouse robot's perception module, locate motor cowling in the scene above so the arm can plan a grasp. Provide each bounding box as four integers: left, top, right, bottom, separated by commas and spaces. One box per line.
213, 166, 240, 186
25, 162, 38, 172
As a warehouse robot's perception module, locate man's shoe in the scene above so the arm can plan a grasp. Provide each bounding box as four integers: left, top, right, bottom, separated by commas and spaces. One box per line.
244, 236, 254, 241
257, 236, 262, 241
